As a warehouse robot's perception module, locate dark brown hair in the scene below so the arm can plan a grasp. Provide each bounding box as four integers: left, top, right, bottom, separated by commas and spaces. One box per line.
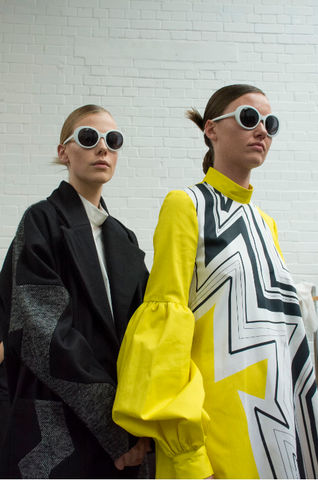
185, 84, 266, 174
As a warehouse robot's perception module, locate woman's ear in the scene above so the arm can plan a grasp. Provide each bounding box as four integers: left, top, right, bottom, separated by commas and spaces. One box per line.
205, 120, 218, 142
57, 144, 69, 165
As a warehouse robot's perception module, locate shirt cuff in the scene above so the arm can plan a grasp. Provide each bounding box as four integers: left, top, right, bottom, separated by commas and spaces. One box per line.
171, 445, 213, 479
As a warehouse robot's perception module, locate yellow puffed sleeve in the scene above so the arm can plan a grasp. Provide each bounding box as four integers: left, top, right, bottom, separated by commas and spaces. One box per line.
256, 207, 285, 262
113, 190, 213, 479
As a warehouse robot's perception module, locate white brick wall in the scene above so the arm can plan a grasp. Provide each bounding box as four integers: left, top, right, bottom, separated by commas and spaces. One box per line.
1, 1, 318, 318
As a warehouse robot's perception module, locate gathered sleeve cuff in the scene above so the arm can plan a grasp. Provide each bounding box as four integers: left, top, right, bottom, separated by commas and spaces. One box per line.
113, 301, 212, 478
172, 445, 213, 479
113, 190, 213, 478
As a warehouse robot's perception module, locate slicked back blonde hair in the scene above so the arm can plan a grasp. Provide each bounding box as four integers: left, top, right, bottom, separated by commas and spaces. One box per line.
55, 104, 112, 166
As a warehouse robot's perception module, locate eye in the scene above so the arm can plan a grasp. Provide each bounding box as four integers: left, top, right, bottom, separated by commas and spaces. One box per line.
239, 108, 259, 128
106, 131, 124, 151
77, 128, 99, 147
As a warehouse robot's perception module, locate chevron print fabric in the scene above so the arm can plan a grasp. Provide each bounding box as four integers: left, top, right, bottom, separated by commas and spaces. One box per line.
186, 177, 318, 479
113, 167, 318, 479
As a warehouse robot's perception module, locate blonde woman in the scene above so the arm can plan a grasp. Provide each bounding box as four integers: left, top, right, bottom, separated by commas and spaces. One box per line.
0, 105, 150, 478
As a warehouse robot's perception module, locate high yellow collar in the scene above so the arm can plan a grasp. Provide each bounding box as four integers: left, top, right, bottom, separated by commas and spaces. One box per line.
203, 167, 253, 204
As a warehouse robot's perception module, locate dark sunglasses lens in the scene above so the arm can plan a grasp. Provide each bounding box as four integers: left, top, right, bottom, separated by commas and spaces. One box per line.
78, 128, 98, 147
240, 107, 259, 128
265, 116, 279, 136
106, 131, 123, 150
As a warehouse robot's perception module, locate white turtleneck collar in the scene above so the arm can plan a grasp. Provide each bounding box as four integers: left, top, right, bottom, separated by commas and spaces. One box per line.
78, 193, 108, 227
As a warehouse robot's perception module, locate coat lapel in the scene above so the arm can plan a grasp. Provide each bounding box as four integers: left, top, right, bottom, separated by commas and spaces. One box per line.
101, 216, 147, 343
47, 182, 118, 345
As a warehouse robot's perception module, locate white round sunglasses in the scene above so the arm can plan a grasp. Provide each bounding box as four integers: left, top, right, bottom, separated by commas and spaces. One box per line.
211, 105, 279, 137
63, 126, 124, 151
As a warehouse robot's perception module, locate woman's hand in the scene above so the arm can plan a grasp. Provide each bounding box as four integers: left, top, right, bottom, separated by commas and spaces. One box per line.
0, 342, 4, 364
114, 437, 152, 470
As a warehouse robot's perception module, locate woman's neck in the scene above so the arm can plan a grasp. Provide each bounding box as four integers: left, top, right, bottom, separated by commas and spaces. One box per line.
213, 161, 251, 189
69, 180, 103, 208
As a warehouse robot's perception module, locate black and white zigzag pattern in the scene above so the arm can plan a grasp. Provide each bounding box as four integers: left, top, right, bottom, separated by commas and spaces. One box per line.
185, 182, 318, 479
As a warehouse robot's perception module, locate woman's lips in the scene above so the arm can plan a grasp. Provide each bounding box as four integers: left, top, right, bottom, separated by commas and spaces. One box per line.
249, 142, 265, 151
92, 160, 110, 168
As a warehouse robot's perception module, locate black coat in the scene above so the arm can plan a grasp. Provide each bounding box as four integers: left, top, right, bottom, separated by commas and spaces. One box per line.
0, 181, 149, 479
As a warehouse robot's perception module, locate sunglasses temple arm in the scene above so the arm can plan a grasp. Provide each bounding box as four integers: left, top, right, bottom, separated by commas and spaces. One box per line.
211, 112, 235, 122
63, 134, 74, 145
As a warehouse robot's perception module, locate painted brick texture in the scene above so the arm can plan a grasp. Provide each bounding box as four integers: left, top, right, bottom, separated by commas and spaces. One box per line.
1, 1, 318, 354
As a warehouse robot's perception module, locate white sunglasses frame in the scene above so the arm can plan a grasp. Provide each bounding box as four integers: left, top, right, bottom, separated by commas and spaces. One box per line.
63, 126, 125, 151
211, 105, 279, 137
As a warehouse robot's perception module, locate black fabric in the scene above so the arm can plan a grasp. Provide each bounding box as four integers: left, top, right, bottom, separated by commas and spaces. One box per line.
0, 325, 8, 403
0, 400, 10, 450
0, 181, 149, 479
0, 323, 9, 449
0, 365, 7, 402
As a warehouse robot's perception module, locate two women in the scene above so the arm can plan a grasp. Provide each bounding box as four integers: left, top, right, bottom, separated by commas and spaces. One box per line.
0, 105, 150, 478
113, 85, 318, 478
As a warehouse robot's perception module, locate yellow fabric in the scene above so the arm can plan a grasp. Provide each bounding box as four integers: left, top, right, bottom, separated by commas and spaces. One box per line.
192, 308, 265, 479
203, 168, 283, 261
113, 168, 284, 479
203, 167, 253, 204
256, 206, 285, 262
113, 190, 213, 479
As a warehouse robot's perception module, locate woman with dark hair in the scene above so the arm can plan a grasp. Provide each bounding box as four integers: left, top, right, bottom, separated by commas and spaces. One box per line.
0, 105, 150, 478
113, 85, 318, 479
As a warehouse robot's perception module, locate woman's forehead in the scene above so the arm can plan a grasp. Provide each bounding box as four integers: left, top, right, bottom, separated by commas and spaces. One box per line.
74, 112, 117, 131
223, 93, 272, 115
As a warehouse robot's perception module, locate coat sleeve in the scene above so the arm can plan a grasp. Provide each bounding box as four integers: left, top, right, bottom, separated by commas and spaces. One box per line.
0, 205, 130, 461
113, 190, 213, 479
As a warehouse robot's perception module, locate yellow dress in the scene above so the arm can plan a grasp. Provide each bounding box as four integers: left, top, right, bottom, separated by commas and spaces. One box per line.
113, 168, 318, 479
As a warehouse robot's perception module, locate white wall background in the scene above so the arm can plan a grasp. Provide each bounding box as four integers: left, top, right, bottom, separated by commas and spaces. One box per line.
0, 0, 317, 287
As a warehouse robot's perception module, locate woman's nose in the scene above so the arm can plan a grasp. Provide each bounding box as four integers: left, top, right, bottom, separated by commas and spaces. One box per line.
97, 138, 108, 152
255, 120, 268, 137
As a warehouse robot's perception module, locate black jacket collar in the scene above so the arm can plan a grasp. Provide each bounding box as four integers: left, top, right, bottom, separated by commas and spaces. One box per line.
47, 181, 146, 344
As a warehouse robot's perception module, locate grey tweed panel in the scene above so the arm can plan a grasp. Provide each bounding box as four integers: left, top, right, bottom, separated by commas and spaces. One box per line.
18, 400, 74, 479
10, 206, 32, 332
18, 283, 129, 460
10, 213, 129, 461
138, 456, 149, 479
18, 284, 69, 366
12, 207, 30, 278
